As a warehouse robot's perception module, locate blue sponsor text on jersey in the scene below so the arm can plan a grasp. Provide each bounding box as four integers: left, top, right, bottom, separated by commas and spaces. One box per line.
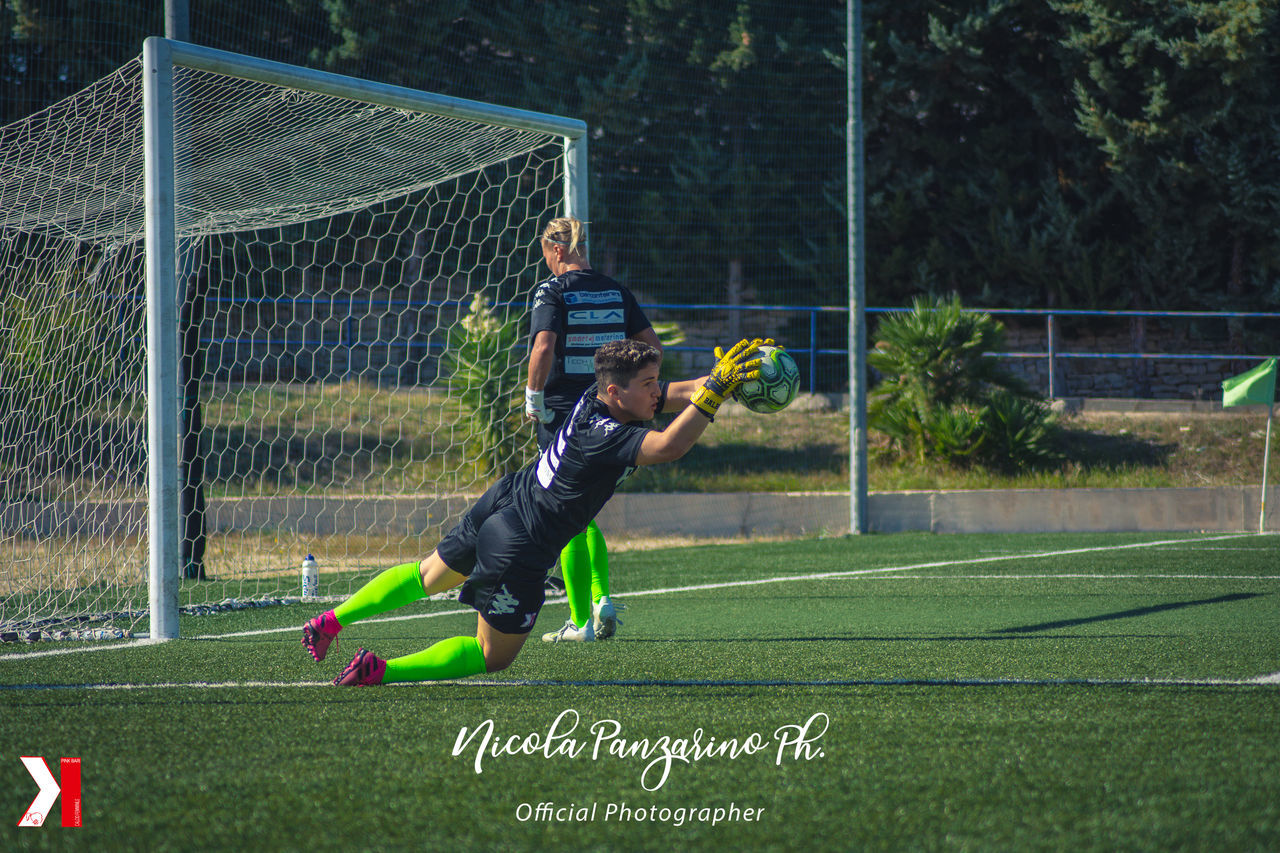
563, 289, 623, 305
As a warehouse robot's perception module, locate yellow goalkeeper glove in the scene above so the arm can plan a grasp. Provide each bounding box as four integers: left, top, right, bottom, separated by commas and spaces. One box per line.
690, 337, 772, 420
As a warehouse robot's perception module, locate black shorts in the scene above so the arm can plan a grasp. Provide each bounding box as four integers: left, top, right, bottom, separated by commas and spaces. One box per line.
436, 475, 558, 634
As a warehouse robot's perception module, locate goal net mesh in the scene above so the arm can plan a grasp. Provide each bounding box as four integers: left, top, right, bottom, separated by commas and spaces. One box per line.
0, 56, 563, 639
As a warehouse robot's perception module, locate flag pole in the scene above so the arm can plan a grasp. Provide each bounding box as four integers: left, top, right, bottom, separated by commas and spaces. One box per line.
1222, 357, 1277, 533
1262, 402, 1274, 534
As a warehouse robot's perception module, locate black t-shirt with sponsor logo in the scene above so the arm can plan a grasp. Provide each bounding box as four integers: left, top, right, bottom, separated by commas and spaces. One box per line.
511, 388, 649, 550
529, 269, 653, 412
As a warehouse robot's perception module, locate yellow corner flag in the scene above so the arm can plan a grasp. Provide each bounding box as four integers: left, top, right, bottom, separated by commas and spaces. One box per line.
1222, 358, 1277, 408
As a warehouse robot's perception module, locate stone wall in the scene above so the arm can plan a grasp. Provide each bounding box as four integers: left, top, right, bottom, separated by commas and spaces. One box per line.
203, 277, 481, 385
1000, 323, 1262, 400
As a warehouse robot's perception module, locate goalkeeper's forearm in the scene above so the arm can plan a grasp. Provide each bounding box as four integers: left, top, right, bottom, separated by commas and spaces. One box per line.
634, 404, 712, 466
659, 376, 709, 413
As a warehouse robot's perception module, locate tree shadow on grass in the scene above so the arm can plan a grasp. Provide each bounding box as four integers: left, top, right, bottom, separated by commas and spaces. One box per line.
994, 592, 1265, 634
0, 413, 147, 499
0, 415, 436, 498
1054, 423, 1177, 474
204, 423, 427, 489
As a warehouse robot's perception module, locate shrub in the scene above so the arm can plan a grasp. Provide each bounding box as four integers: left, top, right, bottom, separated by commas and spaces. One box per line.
443, 295, 531, 477
0, 278, 112, 426
976, 390, 1062, 473
869, 294, 1057, 469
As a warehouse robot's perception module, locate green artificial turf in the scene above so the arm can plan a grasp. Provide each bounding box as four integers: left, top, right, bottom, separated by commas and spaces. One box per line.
2, 531, 1278, 852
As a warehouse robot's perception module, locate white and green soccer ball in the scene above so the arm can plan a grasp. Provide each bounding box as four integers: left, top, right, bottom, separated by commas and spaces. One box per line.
736, 344, 800, 413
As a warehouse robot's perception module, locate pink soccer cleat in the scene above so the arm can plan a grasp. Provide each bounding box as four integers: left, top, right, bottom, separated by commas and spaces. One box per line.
302, 610, 341, 662
333, 648, 387, 686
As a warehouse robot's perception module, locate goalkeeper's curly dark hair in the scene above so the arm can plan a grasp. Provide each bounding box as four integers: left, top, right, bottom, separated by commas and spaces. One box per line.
594, 338, 660, 390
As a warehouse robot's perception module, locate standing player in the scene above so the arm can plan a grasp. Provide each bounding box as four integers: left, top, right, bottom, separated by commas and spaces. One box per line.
302, 337, 766, 686
524, 216, 662, 642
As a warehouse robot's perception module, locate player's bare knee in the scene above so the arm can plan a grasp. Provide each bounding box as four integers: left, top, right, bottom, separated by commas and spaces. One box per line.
475, 633, 517, 672
420, 551, 465, 597
480, 645, 517, 673
483, 654, 512, 673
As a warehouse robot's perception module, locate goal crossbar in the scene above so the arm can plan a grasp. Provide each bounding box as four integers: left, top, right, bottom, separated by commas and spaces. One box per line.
158, 39, 587, 140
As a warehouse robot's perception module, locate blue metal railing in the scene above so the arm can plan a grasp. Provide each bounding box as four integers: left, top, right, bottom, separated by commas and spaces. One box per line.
947, 307, 1280, 399
647, 304, 1280, 397
163, 295, 1279, 397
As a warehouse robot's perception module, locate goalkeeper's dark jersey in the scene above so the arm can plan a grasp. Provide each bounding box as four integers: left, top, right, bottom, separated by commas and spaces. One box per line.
510, 386, 648, 550
529, 269, 653, 412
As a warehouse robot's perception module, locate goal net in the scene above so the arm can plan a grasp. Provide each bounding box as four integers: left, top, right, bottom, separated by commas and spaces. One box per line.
0, 39, 583, 641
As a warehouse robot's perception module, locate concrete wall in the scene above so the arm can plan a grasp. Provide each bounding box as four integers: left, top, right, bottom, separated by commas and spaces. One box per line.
597, 487, 1276, 537
8, 487, 1272, 540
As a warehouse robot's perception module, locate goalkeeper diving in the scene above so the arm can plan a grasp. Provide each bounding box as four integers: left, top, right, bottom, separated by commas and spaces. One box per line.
302, 336, 774, 685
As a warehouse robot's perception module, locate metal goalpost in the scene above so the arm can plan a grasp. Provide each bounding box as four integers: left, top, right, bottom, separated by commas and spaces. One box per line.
141, 37, 587, 639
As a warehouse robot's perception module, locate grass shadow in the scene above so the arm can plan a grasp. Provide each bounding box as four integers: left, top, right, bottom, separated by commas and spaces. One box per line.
205, 423, 409, 488
995, 592, 1265, 634
0, 412, 146, 499
1053, 423, 1177, 474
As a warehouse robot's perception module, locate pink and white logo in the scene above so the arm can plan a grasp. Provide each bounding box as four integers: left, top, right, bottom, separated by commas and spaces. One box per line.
17, 756, 81, 828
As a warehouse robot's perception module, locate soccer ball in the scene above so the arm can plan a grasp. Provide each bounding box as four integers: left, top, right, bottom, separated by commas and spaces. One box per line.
736, 345, 800, 413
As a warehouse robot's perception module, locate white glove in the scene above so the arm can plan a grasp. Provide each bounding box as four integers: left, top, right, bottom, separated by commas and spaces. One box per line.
525, 388, 554, 424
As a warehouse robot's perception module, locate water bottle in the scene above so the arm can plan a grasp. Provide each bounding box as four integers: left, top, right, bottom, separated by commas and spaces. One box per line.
301, 554, 319, 599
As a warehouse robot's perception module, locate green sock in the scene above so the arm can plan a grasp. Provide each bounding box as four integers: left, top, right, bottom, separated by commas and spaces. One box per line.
559, 530, 592, 628
585, 519, 610, 603
382, 636, 486, 683
333, 561, 424, 627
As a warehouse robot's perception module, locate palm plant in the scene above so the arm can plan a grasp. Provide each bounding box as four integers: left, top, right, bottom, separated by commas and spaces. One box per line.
868, 294, 1056, 469
444, 295, 530, 477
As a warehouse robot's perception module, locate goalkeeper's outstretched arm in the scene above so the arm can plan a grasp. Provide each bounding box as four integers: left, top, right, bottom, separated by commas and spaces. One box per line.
635, 403, 714, 465
634, 338, 768, 466
659, 377, 708, 413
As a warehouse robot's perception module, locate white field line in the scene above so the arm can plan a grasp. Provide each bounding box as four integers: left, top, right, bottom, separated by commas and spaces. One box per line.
621, 532, 1267, 599
1157, 547, 1276, 551
0, 531, 1271, 661
5, 569, 1277, 662
198, 531, 1274, 641
0, 638, 163, 660
0, 606, 485, 659
847, 574, 1280, 581
2, 674, 1278, 692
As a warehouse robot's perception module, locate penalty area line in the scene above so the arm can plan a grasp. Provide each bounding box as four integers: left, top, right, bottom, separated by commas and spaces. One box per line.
2, 674, 1279, 692
838, 573, 1280, 581
204, 530, 1269, 640
0, 530, 1267, 659
0, 638, 161, 661
620, 531, 1266, 598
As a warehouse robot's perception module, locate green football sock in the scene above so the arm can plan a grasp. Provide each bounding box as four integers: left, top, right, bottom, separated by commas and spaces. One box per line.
382, 636, 486, 683
333, 561, 424, 627
559, 530, 592, 628
585, 519, 610, 604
